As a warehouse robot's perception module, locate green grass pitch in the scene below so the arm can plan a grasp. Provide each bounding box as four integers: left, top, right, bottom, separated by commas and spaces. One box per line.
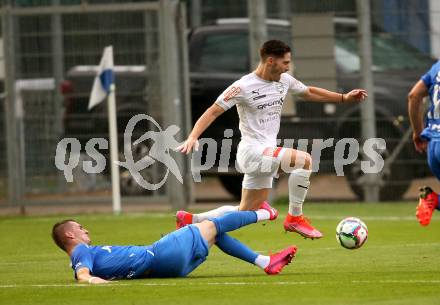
0, 202, 439, 305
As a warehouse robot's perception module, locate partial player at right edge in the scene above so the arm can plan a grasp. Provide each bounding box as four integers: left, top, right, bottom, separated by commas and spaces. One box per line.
408, 59, 440, 226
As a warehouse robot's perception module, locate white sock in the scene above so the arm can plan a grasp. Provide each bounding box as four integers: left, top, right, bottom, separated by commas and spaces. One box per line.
255, 209, 271, 221
288, 169, 312, 216
254, 255, 270, 269
192, 205, 239, 223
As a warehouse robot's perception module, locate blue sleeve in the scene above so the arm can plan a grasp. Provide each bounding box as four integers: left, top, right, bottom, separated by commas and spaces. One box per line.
421, 70, 432, 88
70, 244, 94, 278
421, 61, 440, 88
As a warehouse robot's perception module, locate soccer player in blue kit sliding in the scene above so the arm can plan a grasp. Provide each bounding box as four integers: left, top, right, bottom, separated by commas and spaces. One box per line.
52, 208, 295, 284
408, 59, 440, 226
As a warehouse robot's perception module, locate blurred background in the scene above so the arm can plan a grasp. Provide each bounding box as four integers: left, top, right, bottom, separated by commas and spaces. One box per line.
0, 0, 438, 214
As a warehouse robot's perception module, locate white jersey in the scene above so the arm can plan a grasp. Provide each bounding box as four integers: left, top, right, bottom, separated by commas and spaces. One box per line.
215, 72, 307, 147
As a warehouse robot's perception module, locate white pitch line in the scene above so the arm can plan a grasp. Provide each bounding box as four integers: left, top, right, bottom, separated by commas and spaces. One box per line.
1, 214, 435, 224
309, 242, 440, 251
310, 215, 418, 221
1, 279, 439, 288
352, 280, 440, 284
0, 213, 172, 224
3, 242, 440, 266
205, 281, 320, 285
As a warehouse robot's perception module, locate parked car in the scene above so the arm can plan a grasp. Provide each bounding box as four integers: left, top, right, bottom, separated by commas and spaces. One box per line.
62, 18, 435, 200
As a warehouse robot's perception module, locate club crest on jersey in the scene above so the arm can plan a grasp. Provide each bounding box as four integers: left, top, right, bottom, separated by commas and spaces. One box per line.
224, 86, 241, 101
275, 83, 284, 94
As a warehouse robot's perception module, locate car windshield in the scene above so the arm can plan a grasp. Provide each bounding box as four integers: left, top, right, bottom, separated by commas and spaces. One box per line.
196, 23, 432, 74
198, 32, 249, 73
335, 32, 433, 73
196, 28, 291, 73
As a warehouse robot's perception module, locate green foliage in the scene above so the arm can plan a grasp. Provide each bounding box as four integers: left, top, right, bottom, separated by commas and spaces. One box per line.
0, 203, 439, 305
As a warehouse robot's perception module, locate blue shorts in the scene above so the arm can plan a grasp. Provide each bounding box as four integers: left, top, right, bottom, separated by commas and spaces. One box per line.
148, 225, 209, 278
427, 140, 440, 180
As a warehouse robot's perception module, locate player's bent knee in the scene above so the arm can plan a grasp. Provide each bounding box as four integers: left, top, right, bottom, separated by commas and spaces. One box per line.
290, 151, 312, 170
304, 153, 312, 170
194, 221, 217, 247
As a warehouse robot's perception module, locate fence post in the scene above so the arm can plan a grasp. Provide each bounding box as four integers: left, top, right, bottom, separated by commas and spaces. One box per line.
190, 0, 202, 28
177, 2, 194, 207
52, 0, 67, 192
278, 0, 291, 20
248, 0, 267, 70
357, 0, 380, 202
2, 6, 24, 205
159, 0, 189, 210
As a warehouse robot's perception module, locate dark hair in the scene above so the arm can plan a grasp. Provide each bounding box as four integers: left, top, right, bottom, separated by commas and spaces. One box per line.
259, 40, 291, 60
52, 219, 76, 251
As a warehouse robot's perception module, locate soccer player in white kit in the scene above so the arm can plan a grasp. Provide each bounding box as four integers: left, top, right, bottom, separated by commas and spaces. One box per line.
177, 40, 367, 239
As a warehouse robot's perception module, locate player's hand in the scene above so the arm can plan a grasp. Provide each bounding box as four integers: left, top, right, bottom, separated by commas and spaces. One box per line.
88, 277, 110, 284
344, 89, 368, 102
176, 136, 199, 154
412, 133, 427, 153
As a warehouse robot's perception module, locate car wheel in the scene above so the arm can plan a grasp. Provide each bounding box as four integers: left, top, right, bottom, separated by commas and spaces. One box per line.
218, 175, 243, 200
118, 142, 166, 196
345, 143, 411, 201
340, 119, 412, 201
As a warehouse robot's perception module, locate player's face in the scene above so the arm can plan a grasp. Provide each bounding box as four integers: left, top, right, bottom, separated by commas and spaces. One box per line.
270, 52, 291, 80
69, 222, 91, 245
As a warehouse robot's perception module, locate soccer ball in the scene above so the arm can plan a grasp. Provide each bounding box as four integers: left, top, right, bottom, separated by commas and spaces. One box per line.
336, 217, 368, 249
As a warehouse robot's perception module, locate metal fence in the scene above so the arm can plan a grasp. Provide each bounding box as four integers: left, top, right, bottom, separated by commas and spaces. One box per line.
0, 0, 191, 209
0, 0, 438, 207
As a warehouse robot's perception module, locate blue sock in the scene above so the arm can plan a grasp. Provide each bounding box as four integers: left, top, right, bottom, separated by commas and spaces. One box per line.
211, 211, 257, 234
215, 233, 258, 264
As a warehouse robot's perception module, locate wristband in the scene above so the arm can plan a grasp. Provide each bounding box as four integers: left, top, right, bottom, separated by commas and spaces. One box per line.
88, 277, 98, 284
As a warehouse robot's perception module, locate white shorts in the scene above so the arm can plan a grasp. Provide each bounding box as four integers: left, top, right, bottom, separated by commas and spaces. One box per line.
236, 142, 287, 189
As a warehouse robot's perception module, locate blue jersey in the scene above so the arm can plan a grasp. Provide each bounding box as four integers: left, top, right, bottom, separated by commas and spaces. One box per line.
71, 244, 155, 280
421, 60, 440, 140
70, 226, 209, 280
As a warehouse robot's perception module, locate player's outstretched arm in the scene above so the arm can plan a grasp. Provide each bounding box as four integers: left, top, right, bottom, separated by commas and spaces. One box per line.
408, 80, 429, 153
301, 86, 368, 103
76, 267, 109, 284
177, 103, 225, 154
